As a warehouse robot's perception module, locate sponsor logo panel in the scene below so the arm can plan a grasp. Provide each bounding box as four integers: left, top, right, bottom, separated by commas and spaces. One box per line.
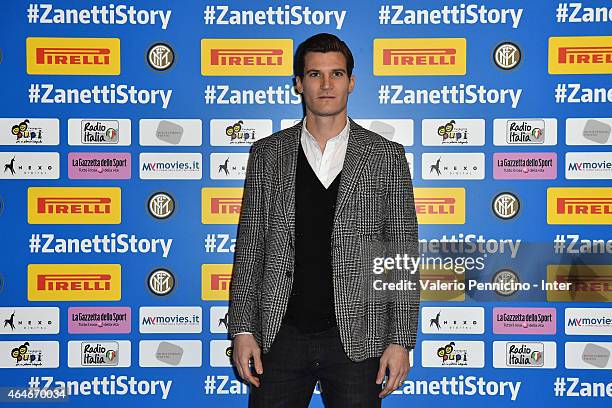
210, 340, 233, 367
493, 118, 557, 146
68, 306, 131, 334
0, 307, 59, 334
140, 153, 202, 180
67, 340, 131, 368
210, 153, 249, 180
26, 37, 120, 75
565, 152, 612, 179
493, 152, 557, 180
201, 39, 293, 76
419, 266, 465, 301
67, 152, 131, 180
421, 340, 485, 368
565, 342, 612, 369
201, 188, 243, 224
414, 188, 465, 224
549, 36, 612, 74
492, 341, 556, 368
421, 153, 484, 180
547, 188, 612, 224
139, 306, 202, 334
493, 307, 557, 334
565, 308, 612, 335
353, 119, 414, 146
210, 119, 272, 146
566, 118, 612, 145
0, 118, 59, 145
210, 306, 229, 334
0, 341, 59, 368
547, 264, 612, 302
68, 119, 131, 146
139, 119, 202, 146
422, 119, 485, 146
373, 38, 467, 76
421, 307, 484, 334
139, 340, 202, 367
0, 152, 59, 179
28, 264, 121, 301
28, 187, 121, 224
202, 264, 232, 301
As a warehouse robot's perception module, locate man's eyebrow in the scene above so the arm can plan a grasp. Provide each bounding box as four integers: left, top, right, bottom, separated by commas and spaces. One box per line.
305, 68, 347, 73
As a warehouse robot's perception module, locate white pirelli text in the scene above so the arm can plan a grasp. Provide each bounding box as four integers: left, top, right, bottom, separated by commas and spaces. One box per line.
378, 84, 522, 109
203, 5, 346, 29
27, 376, 172, 399
28, 233, 173, 258
27, 4, 172, 29
28, 84, 173, 109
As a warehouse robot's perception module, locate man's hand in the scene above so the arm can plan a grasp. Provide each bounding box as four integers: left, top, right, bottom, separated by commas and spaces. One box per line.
232, 333, 263, 387
376, 344, 411, 398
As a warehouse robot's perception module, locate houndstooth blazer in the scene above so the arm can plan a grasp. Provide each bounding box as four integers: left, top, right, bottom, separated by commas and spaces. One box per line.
229, 117, 420, 362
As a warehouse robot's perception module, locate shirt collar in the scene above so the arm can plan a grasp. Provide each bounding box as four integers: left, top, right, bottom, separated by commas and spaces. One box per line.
302, 116, 350, 146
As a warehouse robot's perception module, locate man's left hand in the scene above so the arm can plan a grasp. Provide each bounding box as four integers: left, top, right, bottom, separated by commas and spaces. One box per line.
376, 344, 411, 398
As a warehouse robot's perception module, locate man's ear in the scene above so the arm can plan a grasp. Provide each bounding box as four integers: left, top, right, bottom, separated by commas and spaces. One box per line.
348, 74, 356, 94
295, 76, 303, 94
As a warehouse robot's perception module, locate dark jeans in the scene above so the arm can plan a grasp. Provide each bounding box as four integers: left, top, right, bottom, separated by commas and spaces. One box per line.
249, 323, 381, 408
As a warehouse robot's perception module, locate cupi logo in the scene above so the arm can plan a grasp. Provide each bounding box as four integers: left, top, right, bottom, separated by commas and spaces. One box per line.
11, 119, 43, 143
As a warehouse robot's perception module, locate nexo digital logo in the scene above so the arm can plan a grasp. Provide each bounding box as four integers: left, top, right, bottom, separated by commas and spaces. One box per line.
26, 37, 120, 75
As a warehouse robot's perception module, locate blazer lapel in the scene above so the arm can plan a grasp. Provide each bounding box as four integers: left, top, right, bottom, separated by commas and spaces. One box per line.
333, 118, 373, 227
279, 121, 301, 243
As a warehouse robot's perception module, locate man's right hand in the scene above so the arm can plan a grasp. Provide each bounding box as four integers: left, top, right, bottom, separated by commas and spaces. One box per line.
232, 333, 263, 387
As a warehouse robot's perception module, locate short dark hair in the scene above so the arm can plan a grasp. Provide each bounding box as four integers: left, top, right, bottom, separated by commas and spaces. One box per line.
294, 33, 354, 78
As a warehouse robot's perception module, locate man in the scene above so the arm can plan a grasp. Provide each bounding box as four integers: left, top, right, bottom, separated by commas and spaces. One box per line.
229, 33, 420, 407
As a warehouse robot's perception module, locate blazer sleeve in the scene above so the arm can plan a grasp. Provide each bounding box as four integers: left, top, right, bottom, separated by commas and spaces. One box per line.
228, 143, 265, 337
383, 143, 420, 350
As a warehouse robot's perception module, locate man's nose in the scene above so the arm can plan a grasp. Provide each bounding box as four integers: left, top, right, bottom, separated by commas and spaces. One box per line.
321, 75, 332, 89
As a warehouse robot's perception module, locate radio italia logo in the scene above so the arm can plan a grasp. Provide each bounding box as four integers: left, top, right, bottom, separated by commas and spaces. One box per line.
413, 188, 465, 224
549, 36, 612, 74
201, 188, 243, 224
547, 188, 612, 224
374, 38, 466, 76
26, 37, 120, 75
201, 39, 293, 76
28, 264, 121, 301
28, 187, 121, 224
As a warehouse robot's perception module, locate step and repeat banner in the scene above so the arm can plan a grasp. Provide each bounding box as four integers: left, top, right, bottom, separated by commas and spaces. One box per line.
0, 0, 611, 407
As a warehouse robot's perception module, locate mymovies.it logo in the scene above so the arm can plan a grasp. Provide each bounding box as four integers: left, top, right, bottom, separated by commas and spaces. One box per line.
565, 308, 612, 335
139, 307, 202, 334
566, 152, 612, 179
68, 119, 131, 146
140, 153, 202, 180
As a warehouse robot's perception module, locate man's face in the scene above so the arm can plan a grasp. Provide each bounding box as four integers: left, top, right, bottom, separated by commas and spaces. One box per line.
295, 51, 355, 117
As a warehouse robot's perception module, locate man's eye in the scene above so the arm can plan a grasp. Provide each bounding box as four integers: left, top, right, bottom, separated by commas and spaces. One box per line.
334, 71, 344, 76
309, 72, 319, 77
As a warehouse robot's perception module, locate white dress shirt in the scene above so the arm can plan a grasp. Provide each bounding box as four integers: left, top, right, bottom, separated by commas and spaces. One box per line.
233, 117, 350, 338
300, 116, 350, 188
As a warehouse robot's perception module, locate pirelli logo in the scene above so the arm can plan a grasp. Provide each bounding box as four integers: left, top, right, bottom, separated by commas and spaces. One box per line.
374, 38, 466, 76
201, 39, 293, 76
26, 37, 120, 75
202, 264, 232, 301
547, 188, 612, 224
549, 36, 612, 74
201, 188, 243, 224
413, 188, 465, 224
546, 264, 612, 302
420, 266, 465, 301
28, 264, 121, 301
28, 187, 121, 224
